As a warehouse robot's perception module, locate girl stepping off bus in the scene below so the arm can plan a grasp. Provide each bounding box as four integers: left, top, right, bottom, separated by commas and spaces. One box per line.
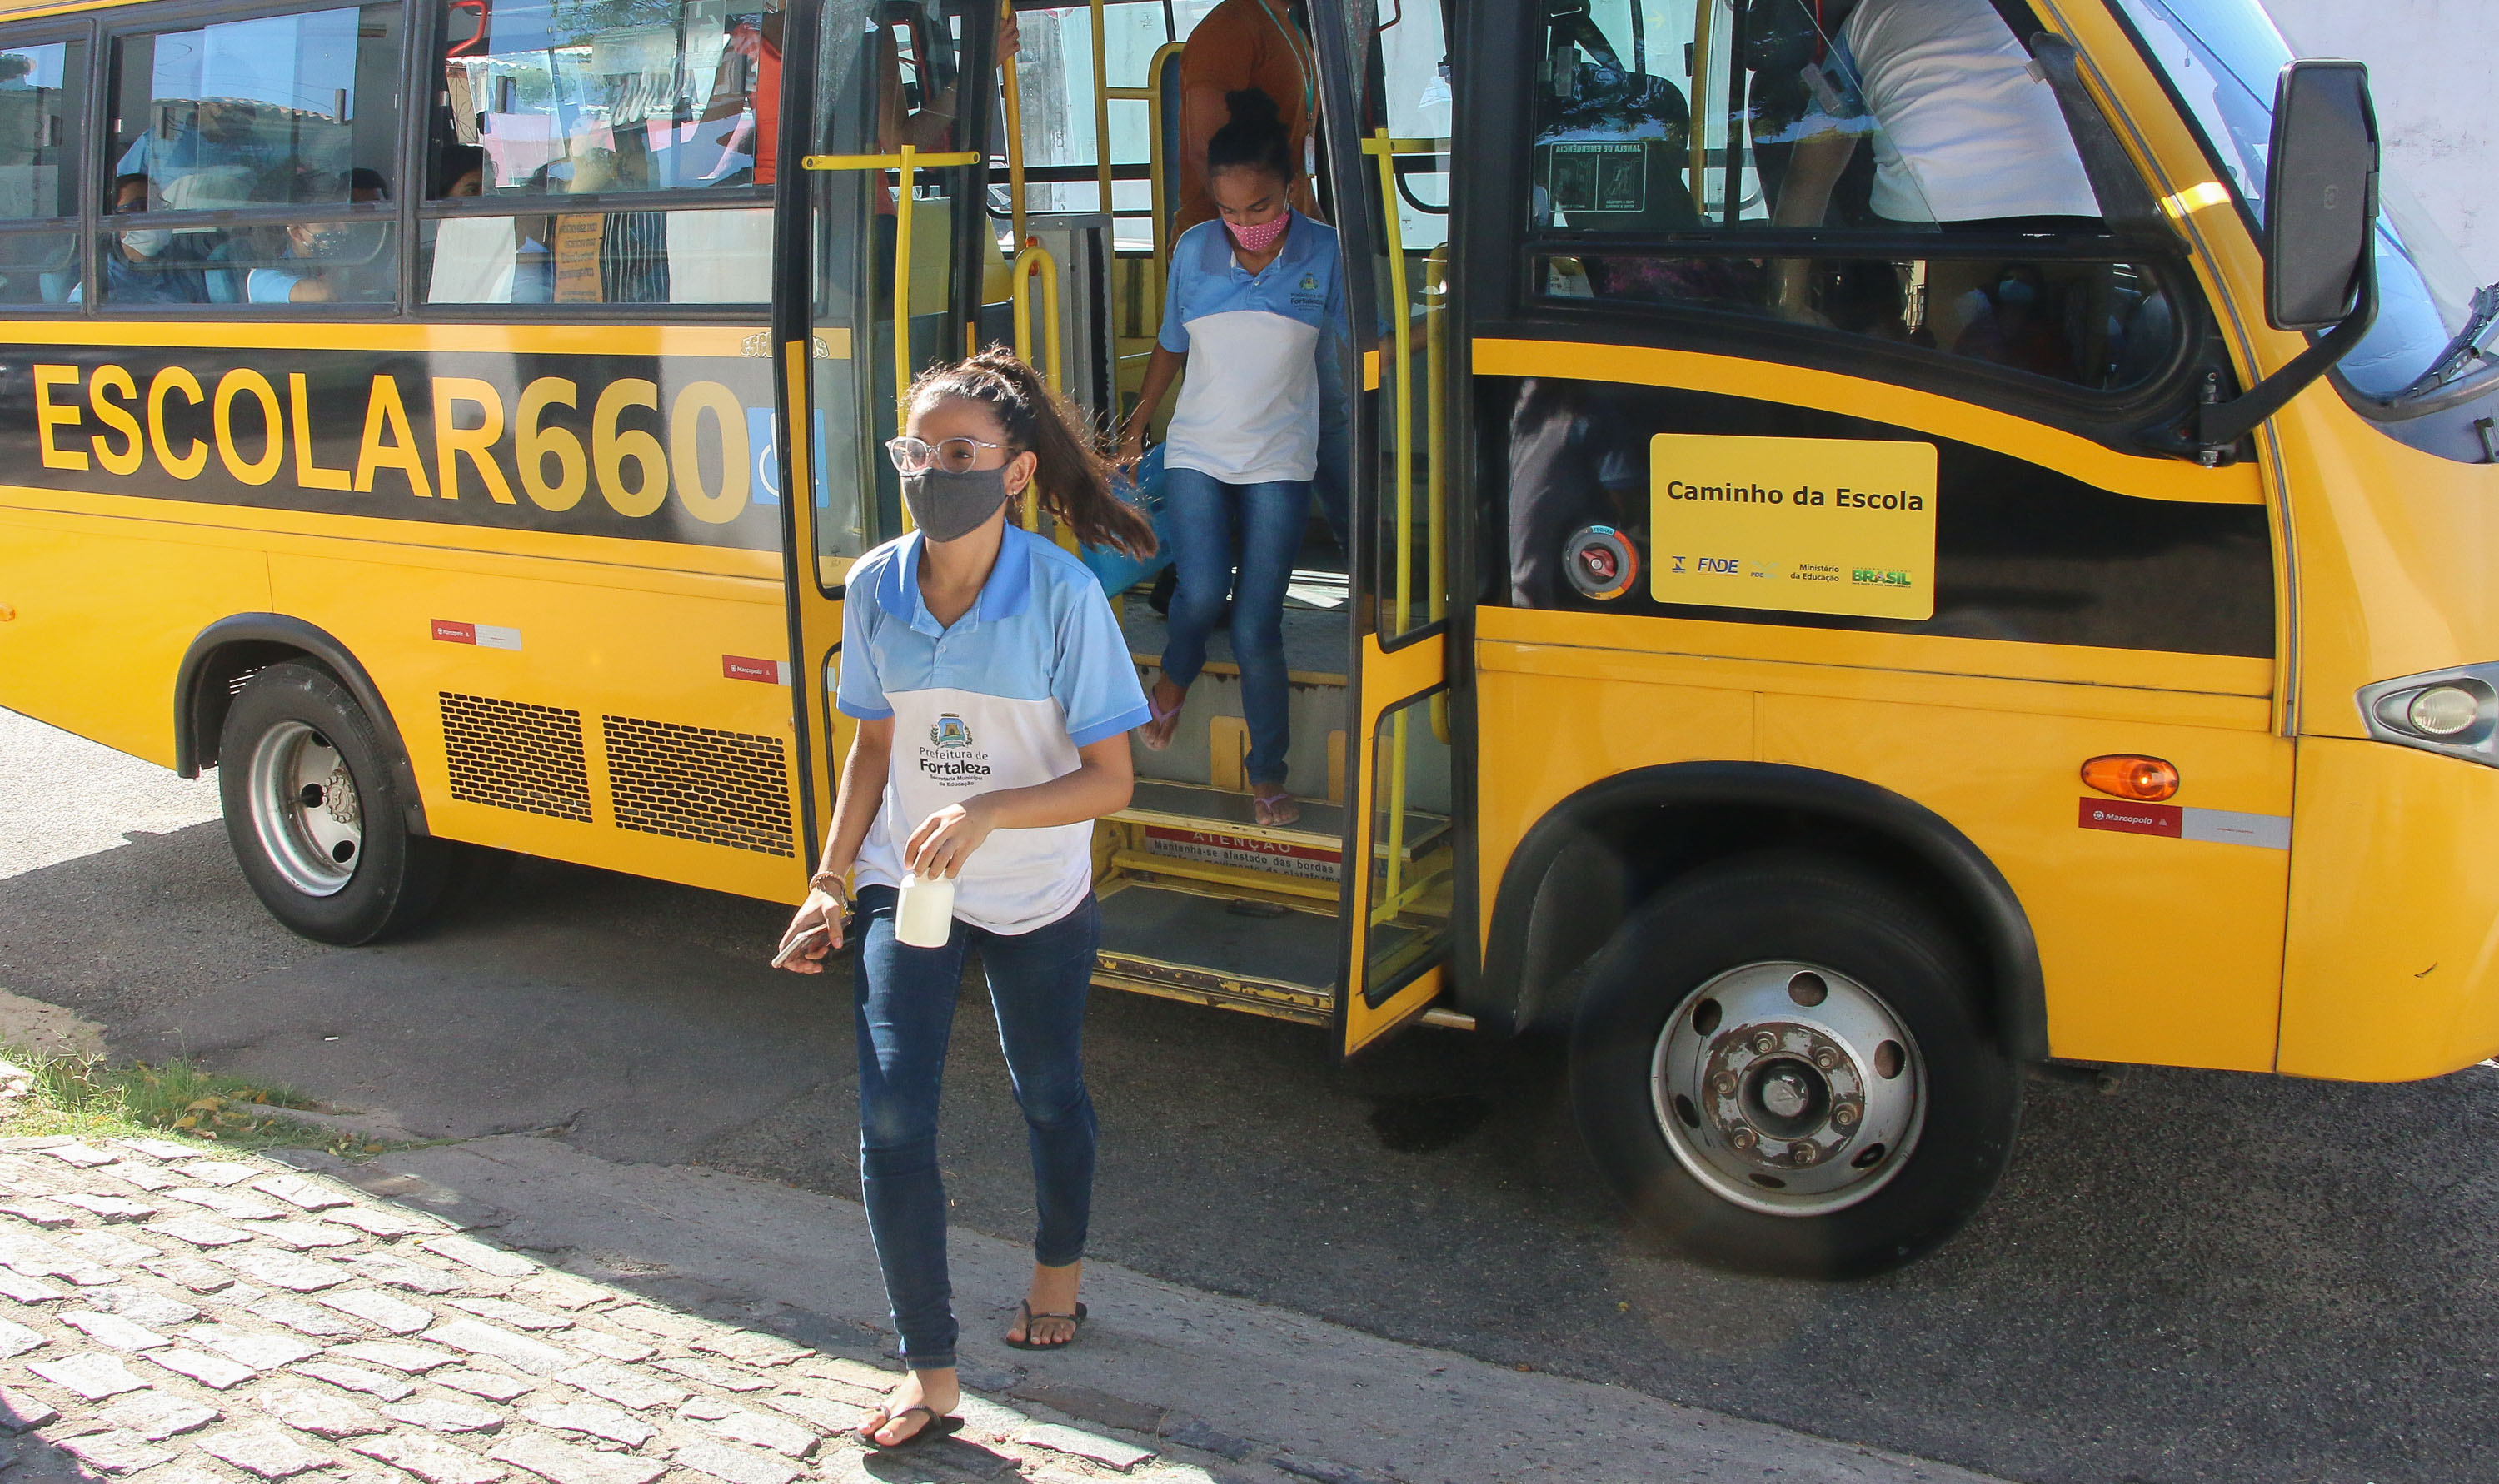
1120, 87, 1348, 828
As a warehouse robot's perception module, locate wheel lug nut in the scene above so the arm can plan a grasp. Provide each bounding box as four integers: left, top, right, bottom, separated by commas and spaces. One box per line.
1728, 1125, 1757, 1152
1709, 1072, 1737, 1098
1750, 1031, 1778, 1055
1792, 1142, 1819, 1165
1832, 1103, 1859, 1128
1813, 1048, 1840, 1071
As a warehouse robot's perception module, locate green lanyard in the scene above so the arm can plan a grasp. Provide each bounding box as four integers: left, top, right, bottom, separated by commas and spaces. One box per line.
1254, 0, 1317, 121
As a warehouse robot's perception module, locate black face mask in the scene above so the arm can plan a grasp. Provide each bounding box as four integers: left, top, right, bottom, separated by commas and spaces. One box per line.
901, 466, 1010, 544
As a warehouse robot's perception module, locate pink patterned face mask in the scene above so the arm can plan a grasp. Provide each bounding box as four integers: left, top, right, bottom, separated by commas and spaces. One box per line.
1227, 213, 1290, 255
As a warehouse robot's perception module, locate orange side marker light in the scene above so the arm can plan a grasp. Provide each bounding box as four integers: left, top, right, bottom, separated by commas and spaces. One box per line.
2081, 754, 2179, 802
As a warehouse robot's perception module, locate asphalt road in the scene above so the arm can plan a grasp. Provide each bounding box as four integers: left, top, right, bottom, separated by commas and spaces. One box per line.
4, 705, 2495, 1484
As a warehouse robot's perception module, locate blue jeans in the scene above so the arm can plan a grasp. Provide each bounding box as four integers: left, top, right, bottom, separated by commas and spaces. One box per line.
852, 884, 1101, 1372
1160, 466, 1308, 787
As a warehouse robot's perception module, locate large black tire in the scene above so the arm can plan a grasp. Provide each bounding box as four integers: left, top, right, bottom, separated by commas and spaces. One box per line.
1569, 851, 2020, 1277
218, 661, 449, 945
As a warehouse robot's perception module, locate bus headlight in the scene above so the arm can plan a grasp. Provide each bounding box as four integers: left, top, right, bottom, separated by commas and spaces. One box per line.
2357, 668, 2499, 759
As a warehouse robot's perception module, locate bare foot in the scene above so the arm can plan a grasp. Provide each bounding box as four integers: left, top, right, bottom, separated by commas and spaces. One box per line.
856, 1367, 960, 1447
1140, 678, 1187, 750
1253, 785, 1300, 827
1005, 1259, 1084, 1347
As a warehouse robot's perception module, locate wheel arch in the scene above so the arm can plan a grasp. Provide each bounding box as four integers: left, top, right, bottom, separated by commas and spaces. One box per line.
174, 615, 429, 835
1476, 763, 2048, 1061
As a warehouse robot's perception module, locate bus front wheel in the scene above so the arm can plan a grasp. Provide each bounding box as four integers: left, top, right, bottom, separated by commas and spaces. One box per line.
1569, 852, 2020, 1277
218, 662, 449, 945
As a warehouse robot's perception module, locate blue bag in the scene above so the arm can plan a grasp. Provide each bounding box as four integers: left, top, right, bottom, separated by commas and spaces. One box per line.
1080, 442, 1175, 595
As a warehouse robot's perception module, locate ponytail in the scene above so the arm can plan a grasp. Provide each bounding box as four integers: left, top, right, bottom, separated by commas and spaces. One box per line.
1207, 87, 1293, 183
906, 347, 1157, 559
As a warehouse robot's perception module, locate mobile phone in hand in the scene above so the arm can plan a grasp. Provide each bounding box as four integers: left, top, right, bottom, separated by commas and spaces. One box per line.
771, 924, 831, 969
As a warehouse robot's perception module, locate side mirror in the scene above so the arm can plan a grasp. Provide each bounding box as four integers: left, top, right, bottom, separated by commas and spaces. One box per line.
2264, 60, 2378, 331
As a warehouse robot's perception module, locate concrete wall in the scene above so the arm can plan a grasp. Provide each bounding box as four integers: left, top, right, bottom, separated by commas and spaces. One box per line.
2263, 0, 2492, 279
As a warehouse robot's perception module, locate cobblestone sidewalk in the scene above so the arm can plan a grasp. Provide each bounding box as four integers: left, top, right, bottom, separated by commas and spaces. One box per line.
0, 1137, 1204, 1484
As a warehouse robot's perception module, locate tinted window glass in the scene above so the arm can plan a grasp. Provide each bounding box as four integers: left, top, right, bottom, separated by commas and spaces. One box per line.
436, 0, 784, 197
110, 7, 401, 213
0, 38, 86, 223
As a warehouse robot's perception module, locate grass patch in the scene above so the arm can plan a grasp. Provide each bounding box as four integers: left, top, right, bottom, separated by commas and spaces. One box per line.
1, 1048, 396, 1158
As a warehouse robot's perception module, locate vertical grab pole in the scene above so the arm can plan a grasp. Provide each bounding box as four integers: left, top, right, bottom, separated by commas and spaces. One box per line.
1010, 242, 1064, 528
1090, 0, 1114, 219
1424, 242, 1450, 747
892, 145, 919, 439
1002, 1, 1028, 251
1364, 129, 1415, 636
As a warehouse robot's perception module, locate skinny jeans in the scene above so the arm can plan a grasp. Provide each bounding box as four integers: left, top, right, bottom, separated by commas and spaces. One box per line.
1159, 466, 1308, 786
851, 884, 1100, 1372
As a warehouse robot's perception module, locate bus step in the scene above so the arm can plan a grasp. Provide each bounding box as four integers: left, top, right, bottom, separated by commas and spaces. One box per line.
1115, 779, 1450, 867
1092, 881, 1337, 1024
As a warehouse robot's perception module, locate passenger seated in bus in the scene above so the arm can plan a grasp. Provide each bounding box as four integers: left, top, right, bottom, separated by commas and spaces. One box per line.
71, 173, 211, 306
1948, 261, 2076, 376
436, 144, 486, 198
246, 168, 391, 304
1175, 0, 1319, 233
697, 10, 783, 186
1124, 90, 1345, 828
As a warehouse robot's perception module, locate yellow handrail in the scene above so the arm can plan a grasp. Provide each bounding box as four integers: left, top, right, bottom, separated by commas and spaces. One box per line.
1011, 243, 1064, 392
1001, 4, 1028, 251
1090, 0, 1113, 218
1143, 40, 1185, 321
1360, 131, 1435, 636
801, 148, 983, 437
1010, 241, 1064, 531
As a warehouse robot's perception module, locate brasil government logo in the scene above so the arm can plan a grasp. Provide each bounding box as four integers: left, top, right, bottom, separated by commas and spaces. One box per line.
931, 714, 974, 749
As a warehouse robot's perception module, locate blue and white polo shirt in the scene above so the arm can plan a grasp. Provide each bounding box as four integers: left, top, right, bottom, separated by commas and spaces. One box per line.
1157, 210, 1345, 485
835, 525, 1151, 934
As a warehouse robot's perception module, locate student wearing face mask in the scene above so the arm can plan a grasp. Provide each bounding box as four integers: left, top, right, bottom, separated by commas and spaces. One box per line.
74, 174, 209, 305
772, 348, 1155, 1452
247, 169, 392, 304
1119, 88, 1344, 827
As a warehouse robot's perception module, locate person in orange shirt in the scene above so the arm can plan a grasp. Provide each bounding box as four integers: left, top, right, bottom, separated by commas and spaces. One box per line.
1175, 0, 1320, 234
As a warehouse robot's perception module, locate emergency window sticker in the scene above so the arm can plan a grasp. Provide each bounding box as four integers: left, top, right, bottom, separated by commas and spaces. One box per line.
1649, 433, 1938, 622
1549, 142, 1646, 216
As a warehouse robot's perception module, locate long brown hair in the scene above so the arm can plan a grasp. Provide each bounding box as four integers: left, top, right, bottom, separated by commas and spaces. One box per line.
905, 347, 1156, 559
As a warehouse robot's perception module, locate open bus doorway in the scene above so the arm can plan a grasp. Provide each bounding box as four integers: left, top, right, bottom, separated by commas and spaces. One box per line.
785, 0, 1460, 1035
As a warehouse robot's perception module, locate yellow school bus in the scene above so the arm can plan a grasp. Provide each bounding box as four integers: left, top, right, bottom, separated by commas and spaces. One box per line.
0, 0, 2488, 1274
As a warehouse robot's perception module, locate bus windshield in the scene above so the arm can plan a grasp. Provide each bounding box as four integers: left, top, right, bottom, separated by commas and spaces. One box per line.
2113, 0, 2486, 401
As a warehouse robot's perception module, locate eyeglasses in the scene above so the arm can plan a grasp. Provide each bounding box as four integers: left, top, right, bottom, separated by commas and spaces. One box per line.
884, 435, 1005, 475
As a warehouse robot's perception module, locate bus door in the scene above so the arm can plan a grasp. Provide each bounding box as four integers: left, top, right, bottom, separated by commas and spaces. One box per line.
774, 0, 995, 859
1469, 0, 2296, 1072
1324, 0, 1462, 1054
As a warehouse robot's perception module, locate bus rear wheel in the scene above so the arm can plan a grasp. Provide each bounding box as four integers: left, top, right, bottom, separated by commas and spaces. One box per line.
219, 661, 448, 945
1569, 852, 2020, 1277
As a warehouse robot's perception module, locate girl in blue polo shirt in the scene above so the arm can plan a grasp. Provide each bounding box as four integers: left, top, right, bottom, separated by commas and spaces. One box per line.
775, 349, 1154, 1450
1118, 87, 1345, 826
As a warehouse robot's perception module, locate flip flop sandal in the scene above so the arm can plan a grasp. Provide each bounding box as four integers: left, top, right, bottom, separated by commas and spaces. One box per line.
858, 1399, 965, 1452
1003, 1298, 1088, 1351
1140, 692, 1185, 750
1252, 788, 1301, 827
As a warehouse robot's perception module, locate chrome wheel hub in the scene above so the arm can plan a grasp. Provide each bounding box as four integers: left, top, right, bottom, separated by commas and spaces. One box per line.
246, 721, 362, 898
1651, 962, 1923, 1216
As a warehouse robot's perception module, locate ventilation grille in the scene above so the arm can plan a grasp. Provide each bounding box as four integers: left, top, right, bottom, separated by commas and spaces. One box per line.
439, 693, 593, 823
601, 715, 793, 857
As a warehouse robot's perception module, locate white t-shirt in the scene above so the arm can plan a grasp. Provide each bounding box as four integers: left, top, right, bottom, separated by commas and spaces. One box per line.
1838, 0, 2101, 224
1156, 213, 1344, 485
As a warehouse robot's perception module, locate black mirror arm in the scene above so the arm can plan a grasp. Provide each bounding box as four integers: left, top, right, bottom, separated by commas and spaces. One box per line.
2138, 255, 2377, 462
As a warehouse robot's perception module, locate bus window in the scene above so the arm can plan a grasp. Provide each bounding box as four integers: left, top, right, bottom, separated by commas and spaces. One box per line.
0, 36, 86, 307
105, 5, 402, 307
1530, 0, 2180, 394
420, 0, 780, 306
